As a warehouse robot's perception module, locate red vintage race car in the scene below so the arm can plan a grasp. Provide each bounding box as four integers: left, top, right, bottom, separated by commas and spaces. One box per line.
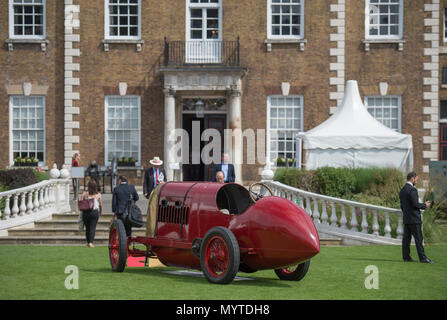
108, 181, 320, 284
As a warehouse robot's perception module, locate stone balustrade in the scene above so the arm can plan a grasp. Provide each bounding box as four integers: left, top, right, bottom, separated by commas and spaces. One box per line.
263, 180, 404, 240
0, 178, 71, 230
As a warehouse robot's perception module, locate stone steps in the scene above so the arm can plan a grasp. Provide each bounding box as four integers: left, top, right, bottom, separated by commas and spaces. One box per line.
0, 212, 342, 246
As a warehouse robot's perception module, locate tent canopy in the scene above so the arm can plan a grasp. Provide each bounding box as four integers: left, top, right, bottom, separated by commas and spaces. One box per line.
298, 80, 413, 170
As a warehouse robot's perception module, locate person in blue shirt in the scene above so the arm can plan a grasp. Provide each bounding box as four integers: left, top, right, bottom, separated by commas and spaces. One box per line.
212, 153, 235, 183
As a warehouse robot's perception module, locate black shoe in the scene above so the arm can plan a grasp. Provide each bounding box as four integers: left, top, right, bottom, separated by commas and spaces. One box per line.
403, 258, 416, 262
420, 259, 435, 264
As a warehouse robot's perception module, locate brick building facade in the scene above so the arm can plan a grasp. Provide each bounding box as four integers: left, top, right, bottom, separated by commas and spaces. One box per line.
0, 0, 445, 187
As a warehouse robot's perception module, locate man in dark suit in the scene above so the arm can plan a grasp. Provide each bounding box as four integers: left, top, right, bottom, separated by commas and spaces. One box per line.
212, 153, 235, 183
143, 156, 167, 199
399, 172, 433, 263
112, 175, 139, 236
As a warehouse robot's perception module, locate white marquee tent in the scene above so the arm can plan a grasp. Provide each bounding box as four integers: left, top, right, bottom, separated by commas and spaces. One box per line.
298, 80, 413, 171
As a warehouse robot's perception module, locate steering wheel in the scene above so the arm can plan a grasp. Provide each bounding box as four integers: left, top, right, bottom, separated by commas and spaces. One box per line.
249, 182, 274, 202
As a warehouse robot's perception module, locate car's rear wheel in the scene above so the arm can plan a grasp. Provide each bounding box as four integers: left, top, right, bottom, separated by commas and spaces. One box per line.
274, 260, 310, 281
200, 227, 240, 284
109, 219, 128, 272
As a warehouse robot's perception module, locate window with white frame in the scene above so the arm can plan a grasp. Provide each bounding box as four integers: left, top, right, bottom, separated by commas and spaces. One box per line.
267, 0, 304, 39
105, 96, 141, 165
10, 96, 45, 164
365, 96, 401, 132
365, 0, 403, 39
187, 0, 221, 40
267, 96, 303, 163
105, 0, 141, 39
9, 0, 45, 39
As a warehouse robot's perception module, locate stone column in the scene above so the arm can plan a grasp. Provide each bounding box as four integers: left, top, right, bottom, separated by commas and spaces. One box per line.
163, 87, 176, 181
227, 86, 242, 184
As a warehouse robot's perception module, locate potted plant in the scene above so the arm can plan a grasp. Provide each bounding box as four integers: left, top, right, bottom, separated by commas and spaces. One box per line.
127, 157, 136, 167
276, 157, 286, 167
30, 157, 39, 167
14, 157, 22, 167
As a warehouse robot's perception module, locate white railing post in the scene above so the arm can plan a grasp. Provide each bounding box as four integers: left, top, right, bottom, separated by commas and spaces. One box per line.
3, 195, 11, 220
372, 210, 379, 236
384, 212, 392, 238
340, 204, 347, 229
312, 198, 320, 224
19, 192, 27, 216
39, 188, 45, 208
350, 205, 358, 231
33, 189, 40, 211
330, 201, 337, 227
305, 197, 312, 217
396, 213, 403, 239
361, 207, 368, 233
321, 200, 329, 225
11, 194, 19, 218
26, 190, 34, 214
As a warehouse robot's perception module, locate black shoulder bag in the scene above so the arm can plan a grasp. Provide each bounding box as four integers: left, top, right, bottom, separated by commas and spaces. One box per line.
126, 185, 144, 228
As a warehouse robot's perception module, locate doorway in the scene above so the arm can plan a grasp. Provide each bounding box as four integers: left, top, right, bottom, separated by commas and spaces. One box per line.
182, 99, 226, 181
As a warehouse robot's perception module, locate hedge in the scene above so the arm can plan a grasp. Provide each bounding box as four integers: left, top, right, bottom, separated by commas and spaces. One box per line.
273, 167, 406, 209
0, 168, 50, 191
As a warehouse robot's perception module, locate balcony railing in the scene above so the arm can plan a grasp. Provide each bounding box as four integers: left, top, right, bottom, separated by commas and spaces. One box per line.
164, 38, 240, 66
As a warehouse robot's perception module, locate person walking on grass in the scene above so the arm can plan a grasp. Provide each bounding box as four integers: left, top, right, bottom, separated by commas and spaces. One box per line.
399, 172, 434, 263
80, 180, 102, 248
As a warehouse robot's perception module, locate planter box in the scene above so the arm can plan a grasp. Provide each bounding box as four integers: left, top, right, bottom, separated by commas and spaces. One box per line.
118, 162, 136, 167
14, 163, 38, 167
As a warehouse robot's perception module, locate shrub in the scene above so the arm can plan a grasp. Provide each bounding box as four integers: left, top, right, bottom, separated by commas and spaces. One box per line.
273, 167, 287, 183
0, 169, 37, 190
316, 167, 356, 198
33, 169, 50, 182
422, 204, 444, 244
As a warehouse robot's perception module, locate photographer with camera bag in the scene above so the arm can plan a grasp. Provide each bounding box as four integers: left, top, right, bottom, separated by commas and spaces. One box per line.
112, 176, 139, 236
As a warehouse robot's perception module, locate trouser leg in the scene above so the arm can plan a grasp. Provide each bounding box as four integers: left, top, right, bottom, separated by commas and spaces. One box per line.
83, 211, 91, 243
89, 210, 99, 243
402, 224, 412, 260
411, 224, 427, 261
118, 215, 132, 237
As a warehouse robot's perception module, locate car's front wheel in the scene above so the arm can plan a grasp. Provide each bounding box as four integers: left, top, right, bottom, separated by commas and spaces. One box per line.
200, 226, 240, 284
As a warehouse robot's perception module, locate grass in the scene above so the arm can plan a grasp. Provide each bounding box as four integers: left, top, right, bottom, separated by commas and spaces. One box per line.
0, 244, 446, 300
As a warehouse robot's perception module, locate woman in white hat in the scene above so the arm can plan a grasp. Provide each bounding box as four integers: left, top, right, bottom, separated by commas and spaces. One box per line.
143, 156, 167, 199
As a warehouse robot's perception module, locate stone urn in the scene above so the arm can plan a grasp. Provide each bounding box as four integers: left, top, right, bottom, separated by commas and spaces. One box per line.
49, 163, 60, 179
60, 164, 70, 179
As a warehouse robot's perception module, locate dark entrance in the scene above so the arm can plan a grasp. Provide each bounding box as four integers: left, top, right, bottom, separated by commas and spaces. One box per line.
182, 112, 226, 181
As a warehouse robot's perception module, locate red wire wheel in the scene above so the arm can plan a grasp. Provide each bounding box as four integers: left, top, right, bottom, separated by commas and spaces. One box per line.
109, 219, 128, 272
200, 227, 240, 284
274, 260, 311, 281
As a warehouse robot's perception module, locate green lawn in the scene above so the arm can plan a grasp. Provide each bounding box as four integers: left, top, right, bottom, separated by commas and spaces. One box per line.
0, 244, 446, 300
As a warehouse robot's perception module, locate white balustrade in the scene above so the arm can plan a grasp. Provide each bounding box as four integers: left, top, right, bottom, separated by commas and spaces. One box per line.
0, 175, 71, 230
263, 180, 404, 240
